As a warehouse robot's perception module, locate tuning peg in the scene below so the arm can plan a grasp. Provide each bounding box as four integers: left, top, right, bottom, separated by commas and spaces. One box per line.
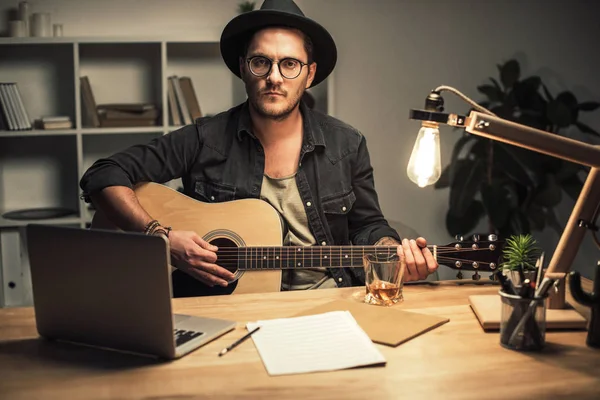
472, 272, 481, 281
489, 272, 496, 281
455, 234, 464, 242
456, 271, 463, 280
472, 234, 480, 242
487, 234, 498, 242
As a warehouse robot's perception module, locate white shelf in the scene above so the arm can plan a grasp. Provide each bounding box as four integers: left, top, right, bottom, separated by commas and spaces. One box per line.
0, 37, 223, 45
0, 212, 81, 228
81, 127, 165, 135
0, 129, 77, 137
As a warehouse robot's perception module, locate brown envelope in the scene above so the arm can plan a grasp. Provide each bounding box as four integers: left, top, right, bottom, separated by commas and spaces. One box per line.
294, 299, 450, 347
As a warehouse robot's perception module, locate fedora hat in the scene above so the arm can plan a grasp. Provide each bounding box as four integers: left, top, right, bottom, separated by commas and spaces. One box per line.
220, 0, 337, 87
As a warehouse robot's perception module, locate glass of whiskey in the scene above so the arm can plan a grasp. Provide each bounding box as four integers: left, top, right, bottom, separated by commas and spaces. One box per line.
363, 252, 405, 306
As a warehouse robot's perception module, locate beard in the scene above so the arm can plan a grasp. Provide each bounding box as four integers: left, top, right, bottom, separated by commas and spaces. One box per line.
247, 84, 304, 122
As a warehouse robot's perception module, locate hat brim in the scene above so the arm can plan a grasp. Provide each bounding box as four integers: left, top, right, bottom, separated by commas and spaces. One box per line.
220, 10, 337, 87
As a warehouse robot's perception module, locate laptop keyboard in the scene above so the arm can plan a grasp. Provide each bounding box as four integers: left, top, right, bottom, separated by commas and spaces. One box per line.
174, 329, 204, 347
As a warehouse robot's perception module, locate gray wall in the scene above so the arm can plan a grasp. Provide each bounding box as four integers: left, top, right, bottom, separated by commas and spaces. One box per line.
2, 0, 599, 279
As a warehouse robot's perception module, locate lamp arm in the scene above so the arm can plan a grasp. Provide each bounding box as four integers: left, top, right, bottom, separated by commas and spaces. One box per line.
465, 111, 600, 168
465, 110, 600, 280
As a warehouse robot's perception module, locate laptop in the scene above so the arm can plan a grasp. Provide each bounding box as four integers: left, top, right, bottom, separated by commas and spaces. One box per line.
25, 224, 237, 360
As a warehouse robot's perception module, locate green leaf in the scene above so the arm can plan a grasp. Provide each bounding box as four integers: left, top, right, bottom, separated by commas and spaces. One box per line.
533, 174, 562, 207
560, 174, 584, 202
541, 83, 554, 102
499, 60, 520, 90
575, 121, 600, 137
446, 201, 485, 237
506, 210, 531, 235
546, 99, 573, 127
448, 135, 478, 186
558, 91, 579, 121
477, 84, 504, 103
513, 77, 545, 112
490, 77, 503, 92
448, 158, 486, 217
555, 161, 584, 182
493, 143, 543, 188
481, 181, 511, 230
514, 111, 549, 131
578, 101, 600, 111
546, 208, 563, 234
528, 204, 546, 231
434, 165, 451, 189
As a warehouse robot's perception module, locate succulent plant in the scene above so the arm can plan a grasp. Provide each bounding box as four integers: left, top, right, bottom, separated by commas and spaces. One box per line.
499, 234, 541, 272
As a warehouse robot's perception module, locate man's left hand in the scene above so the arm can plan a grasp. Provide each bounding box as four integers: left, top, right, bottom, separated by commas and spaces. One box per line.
398, 237, 438, 282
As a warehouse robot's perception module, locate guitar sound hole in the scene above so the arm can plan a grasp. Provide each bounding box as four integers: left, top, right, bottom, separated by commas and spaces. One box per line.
212, 238, 239, 274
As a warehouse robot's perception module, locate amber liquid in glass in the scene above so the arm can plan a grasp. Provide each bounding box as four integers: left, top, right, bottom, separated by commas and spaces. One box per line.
366, 280, 401, 305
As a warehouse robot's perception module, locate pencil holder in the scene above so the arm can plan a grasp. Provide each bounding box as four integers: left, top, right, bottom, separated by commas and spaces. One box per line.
569, 262, 600, 348
499, 290, 547, 351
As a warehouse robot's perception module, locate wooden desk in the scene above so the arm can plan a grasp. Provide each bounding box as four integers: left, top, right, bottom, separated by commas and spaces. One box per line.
1, 285, 599, 399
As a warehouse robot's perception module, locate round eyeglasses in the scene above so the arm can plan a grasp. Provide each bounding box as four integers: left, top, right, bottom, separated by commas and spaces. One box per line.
246, 56, 309, 79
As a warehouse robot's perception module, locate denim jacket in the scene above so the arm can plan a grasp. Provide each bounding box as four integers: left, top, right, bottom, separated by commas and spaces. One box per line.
80, 100, 401, 288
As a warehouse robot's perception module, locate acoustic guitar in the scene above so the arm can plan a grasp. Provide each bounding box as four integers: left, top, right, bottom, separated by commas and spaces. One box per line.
91, 182, 503, 296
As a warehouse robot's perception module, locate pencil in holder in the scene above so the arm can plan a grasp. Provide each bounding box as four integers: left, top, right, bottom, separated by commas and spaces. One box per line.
499, 290, 547, 351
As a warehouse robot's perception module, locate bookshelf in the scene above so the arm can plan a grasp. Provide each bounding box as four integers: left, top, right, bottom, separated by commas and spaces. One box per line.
0, 36, 334, 307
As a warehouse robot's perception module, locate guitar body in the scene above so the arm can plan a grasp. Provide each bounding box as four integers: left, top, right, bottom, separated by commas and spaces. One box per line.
91, 182, 284, 295
91, 183, 504, 296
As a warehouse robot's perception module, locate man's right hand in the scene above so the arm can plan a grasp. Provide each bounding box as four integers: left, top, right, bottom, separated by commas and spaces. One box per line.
167, 230, 235, 287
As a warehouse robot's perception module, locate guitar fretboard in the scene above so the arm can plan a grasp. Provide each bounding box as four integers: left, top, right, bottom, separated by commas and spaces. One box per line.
237, 246, 399, 270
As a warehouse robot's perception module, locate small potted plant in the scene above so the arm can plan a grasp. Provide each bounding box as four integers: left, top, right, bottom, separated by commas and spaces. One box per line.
237, 1, 256, 13
499, 234, 542, 286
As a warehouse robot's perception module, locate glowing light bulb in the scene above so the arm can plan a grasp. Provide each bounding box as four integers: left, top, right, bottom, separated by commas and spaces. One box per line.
406, 123, 442, 187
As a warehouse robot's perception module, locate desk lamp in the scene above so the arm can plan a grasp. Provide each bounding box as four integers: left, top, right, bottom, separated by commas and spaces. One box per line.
407, 85, 600, 309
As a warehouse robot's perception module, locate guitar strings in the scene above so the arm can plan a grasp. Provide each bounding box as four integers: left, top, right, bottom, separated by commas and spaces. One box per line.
212, 254, 497, 265
211, 246, 496, 254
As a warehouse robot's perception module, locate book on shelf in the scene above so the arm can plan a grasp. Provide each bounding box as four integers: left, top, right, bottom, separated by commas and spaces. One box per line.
35, 116, 73, 130
97, 103, 159, 127
168, 76, 202, 127
97, 103, 157, 113
80, 76, 101, 128
99, 108, 160, 120
0, 82, 32, 131
98, 117, 159, 127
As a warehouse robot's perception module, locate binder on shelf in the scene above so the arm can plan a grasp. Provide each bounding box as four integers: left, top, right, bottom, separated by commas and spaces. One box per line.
80, 76, 101, 128
10, 83, 32, 130
179, 77, 202, 121
167, 76, 202, 127
0, 84, 17, 130
0, 83, 32, 131
167, 79, 181, 126
169, 76, 192, 125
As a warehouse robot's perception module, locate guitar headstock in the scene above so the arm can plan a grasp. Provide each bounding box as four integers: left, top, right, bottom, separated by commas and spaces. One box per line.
436, 234, 504, 279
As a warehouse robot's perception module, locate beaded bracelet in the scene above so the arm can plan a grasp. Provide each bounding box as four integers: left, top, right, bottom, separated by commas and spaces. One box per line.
153, 226, 172, 238
144, 219, 160, 235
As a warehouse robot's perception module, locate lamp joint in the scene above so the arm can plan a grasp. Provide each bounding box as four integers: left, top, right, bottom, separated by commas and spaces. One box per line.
578, 219, 599, 232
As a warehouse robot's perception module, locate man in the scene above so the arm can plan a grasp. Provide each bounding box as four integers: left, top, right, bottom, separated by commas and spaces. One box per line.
79, 0, 438, 296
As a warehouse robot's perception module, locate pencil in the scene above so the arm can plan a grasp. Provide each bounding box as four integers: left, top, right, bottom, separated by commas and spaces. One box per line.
218, 326, 260, 356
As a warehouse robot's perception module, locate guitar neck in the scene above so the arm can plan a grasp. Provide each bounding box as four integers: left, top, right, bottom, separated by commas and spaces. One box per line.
233, 245, 400, 270
217, 238, 502, 273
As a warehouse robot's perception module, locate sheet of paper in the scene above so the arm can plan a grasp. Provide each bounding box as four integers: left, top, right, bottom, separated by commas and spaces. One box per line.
246, 310, 386, 376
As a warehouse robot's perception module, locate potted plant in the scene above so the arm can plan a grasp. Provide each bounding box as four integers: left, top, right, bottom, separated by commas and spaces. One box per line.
237, 1, 256, 13
435, 59, 599, 239
499, 233, 542, 285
